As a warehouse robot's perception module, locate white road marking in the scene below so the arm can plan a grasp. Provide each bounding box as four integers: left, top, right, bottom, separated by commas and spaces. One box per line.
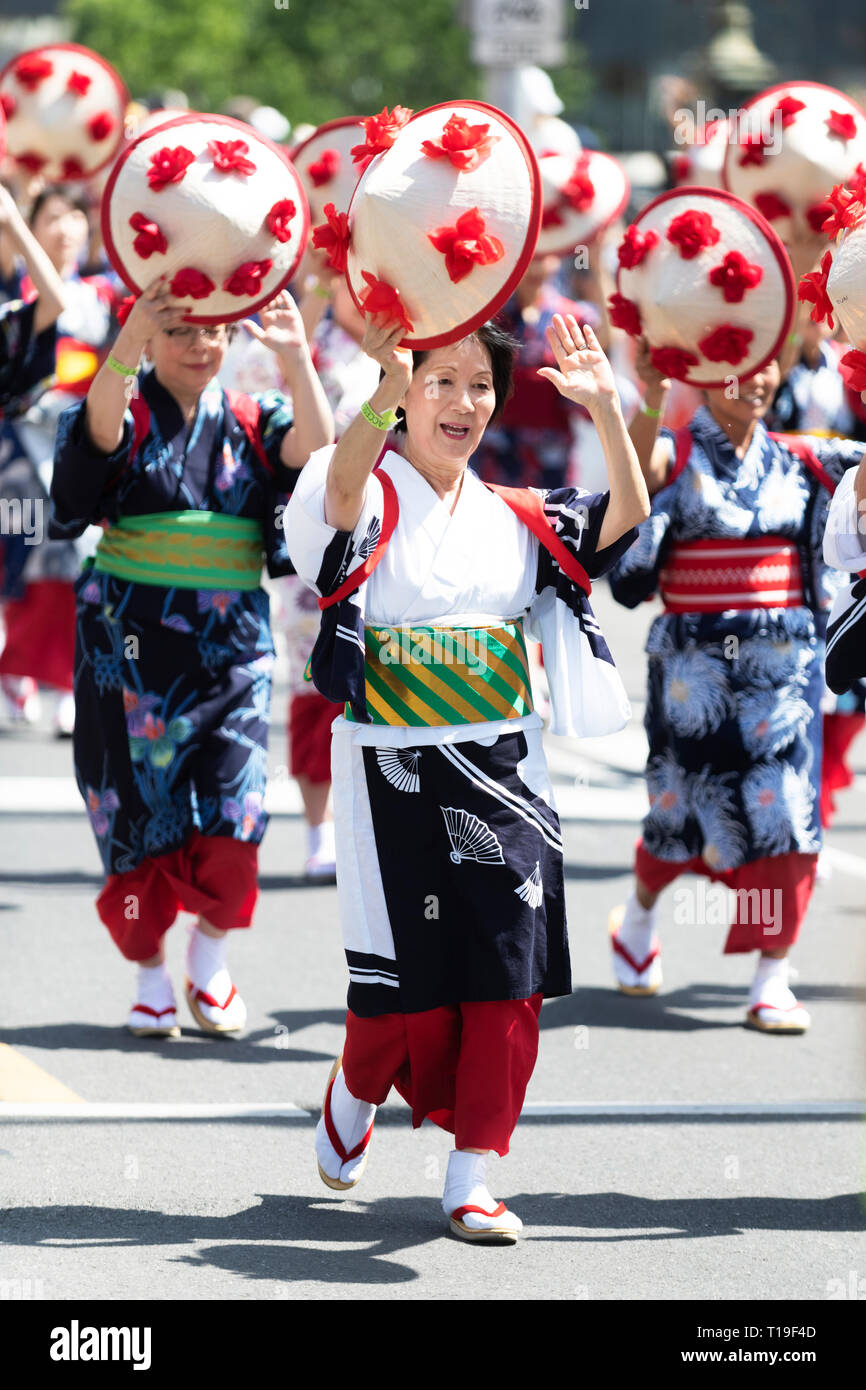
823, 846, 866, 881
522, 1101, 865, 1117
0, 1101, 310, 1119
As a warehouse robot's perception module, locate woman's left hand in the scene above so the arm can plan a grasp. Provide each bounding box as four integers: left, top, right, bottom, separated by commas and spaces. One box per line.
538, 313, 618, 412
241, 290, 309, 364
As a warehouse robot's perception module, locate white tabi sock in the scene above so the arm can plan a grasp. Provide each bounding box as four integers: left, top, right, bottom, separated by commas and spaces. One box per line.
442, 1150, 498, 1218
616, 892, 658, 960
307, 820, 335, 862
749, 956, 797, 1010
186, 926, 232, 1005
135, 962, 175, 1012
315, 1069, 376, 1183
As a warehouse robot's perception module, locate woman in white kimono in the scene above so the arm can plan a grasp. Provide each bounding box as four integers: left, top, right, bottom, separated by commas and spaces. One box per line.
286, 310, 649, 1243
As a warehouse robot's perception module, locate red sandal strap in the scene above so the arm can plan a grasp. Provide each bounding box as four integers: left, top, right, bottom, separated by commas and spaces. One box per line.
323, 1074, 375, 1164
451, 1202, 507, 1221
748, 1001, 801, 1015
611, 933, 659, 977
187, 980, 237, 1011
131, 1003, 176, 1019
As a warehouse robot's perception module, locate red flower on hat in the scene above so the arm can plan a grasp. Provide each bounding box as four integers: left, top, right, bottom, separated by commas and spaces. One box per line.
666, 209, 720, 260
311, 203, 350, 273
607, 293, 642, 336
753, 191, 792, 222
708, 251, 763, 303
738, 132, 773, 167
0, 92, 15, 119
66, 70, 92, 97
826, 110, 857, 142
561, 155, 595, 213
697, 323, 754, 364
223, 259, 273, 297
420, 114, 500, 172
671, 152, 691, 184
88, 111, 115, 143
541, 203, 565, 228
148, 145, 196, 192
15, 151, 46, 174
14, 54, 53, 91
351, 106, 413, 172
170, 267, 215, 300
798, 250, 835, 328
116, 295, 137, 327
817, 182, 863, 237
806, 199, 834, 234
307, 148, 339, 186
129, 212, 168, 259
359, 271, 414, 332
61, 156, 86, 181
772, 94, 806, 128
649, 346, 699, 378
838, 348, 866, 392
427, 207, 504, 284
617, 225, 658, 269
266, 198, 297, 244
208, 139, 257, 177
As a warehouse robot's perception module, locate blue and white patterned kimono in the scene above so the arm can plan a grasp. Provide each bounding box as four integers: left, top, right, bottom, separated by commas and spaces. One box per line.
609, 405, 864, 870
48, 368, 295, 875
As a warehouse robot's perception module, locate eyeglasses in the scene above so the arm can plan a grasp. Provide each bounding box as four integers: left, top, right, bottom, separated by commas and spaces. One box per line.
163, 326, 226, 343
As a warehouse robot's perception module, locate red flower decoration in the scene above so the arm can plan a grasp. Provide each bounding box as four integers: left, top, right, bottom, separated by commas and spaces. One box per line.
708, 250, 763, 303
66, 70, 92, 97
753, 191, 792, 222
541, 202, 565, 229
129, 212, 167, 260
351, 106, 413, 172
607, 293, 642, 336
560, 155, 595, 213
649, 346, 700, 378
697, 323, 754, 364
0, 93, 16, 120
307, 148, 339, 187
223, 259, 273, 297
88, 111, 115, 143
420, 114, 500, 172
838, 348, 866, 393
170, 267, 215, 300
738, 132, 773, 167
14, 151, 45, 174
670, 152, 690, 184
798, 250, 835, 328
817, 182, 862, 237
427, 206, 504, 284
806, 199, 834, 234
826, 110, 857, 142
266, 198, 297, 244
147, 145, 196, 192
617, 225, 658, 269
61, 156, 86, 181
311, 202, 350, 273
208, 139, 257, 177
666, 209, 721, 260
14, 55, 53, 91
358, 271, 414, 333
772, 94, 806, 128
116, 295, 137, 327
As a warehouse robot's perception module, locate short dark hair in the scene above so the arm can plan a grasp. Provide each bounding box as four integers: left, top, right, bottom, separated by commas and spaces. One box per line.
389, 320, 517, 433
29, 185, 90, 228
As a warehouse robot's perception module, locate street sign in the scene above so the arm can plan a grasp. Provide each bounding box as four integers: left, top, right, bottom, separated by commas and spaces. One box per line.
471, 0, 566, 68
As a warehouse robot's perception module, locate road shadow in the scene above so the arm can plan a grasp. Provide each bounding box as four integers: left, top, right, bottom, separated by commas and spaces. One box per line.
0, 1021, 337, 1065
540, 981, 866, 1034
562, 863, 634, 882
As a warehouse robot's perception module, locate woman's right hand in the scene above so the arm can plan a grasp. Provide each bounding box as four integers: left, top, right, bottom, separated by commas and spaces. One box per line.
119, 276, 189, 346
362, 312, 413, 394
634, 336, 671, 395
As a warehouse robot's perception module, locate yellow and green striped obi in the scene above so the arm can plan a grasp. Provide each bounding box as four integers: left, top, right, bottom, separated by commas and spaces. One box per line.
93, 512, 264, 591
348, 619, 534, 727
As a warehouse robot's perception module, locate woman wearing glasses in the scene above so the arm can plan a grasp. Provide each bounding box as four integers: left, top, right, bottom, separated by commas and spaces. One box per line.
49, 277, 333, 1038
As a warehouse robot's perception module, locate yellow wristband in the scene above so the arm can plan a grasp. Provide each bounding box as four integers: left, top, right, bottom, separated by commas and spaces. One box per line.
106, 353, 138, 378
361, 400, 397, 431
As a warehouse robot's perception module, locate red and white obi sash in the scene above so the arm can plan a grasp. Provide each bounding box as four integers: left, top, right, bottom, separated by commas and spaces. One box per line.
659, 537, 804, 612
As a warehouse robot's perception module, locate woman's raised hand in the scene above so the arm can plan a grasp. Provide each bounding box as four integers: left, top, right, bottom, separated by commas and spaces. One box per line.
633, 335, 671, 394
122, 276, 189, 343
361, 312, 413, 392
538, 313, 619, 412
242, 289, 308, 362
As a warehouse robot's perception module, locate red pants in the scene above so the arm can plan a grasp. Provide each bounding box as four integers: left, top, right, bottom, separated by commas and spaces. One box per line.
635, 841, 817, 953
0, 580, 75, 690
97, 831, 259, 961
821, 711, 866, 827
288, 691, 342, 784
342, 995, 543, 1157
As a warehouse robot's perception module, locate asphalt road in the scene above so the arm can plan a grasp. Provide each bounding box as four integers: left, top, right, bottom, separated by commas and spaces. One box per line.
1, 586, 865, 1304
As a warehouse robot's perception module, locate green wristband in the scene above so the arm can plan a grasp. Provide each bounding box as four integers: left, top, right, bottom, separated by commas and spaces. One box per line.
106, 353, 138, 378
361, 400, 397, 431
641, 401, 662, 419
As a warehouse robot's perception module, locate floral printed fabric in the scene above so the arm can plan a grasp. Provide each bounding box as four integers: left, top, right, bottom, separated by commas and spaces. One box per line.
609, 406, 864, 868
50, 368, 295, 875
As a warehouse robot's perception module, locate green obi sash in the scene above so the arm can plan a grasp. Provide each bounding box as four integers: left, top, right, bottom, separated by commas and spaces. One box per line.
93, 512, 264, 590
346, 619, 534, 727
